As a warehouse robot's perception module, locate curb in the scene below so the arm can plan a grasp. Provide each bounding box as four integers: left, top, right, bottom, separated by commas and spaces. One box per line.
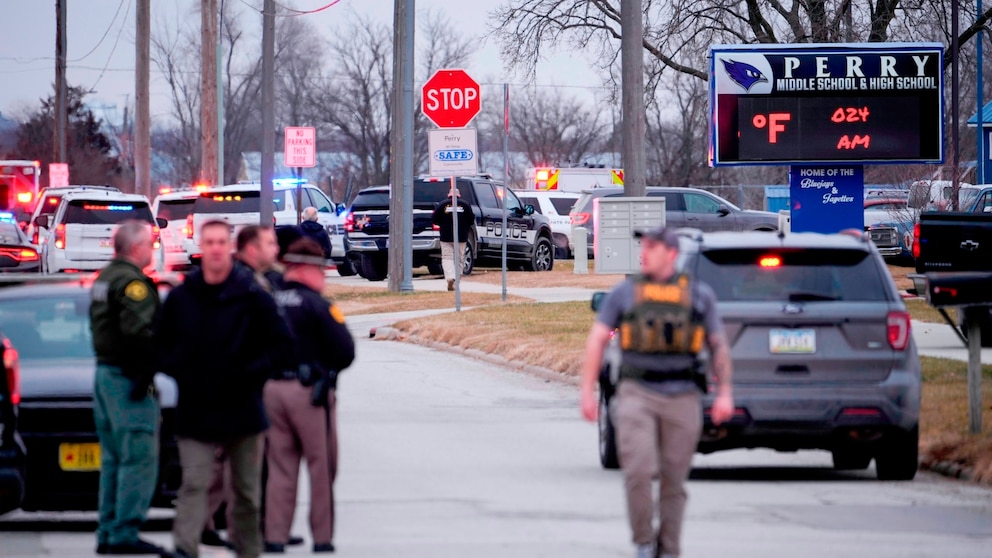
372, 326, 581, 387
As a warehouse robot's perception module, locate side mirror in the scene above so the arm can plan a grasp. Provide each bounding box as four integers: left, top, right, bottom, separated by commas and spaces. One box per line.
33, 215, 50, 229
524, 204, 535, 215
156, 217, 169, 229
717, 204, 731, 216
591, 291, 607, 312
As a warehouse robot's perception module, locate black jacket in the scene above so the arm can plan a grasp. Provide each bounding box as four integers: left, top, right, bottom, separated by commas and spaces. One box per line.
298, 220, 333, 259
275, 281, 355, 385
431, 199, 474, 243
157, 264, 295, 441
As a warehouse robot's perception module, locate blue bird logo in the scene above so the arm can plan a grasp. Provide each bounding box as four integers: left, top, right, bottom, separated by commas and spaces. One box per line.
722, 59, 768, 92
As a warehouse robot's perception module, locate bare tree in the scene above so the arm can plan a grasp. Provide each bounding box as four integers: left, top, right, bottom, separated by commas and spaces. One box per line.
498, 87, 606, 167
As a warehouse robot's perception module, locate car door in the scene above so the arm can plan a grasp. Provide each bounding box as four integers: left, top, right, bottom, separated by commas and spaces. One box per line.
647, 191, 687, 229
498, 187, 539, 258
683, 191, 737, 232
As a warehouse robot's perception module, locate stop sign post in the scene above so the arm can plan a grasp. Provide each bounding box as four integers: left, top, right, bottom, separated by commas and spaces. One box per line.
422, 69, 481, 128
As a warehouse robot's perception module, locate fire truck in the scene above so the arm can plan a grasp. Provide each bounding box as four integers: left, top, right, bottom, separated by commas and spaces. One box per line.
529, 166, 624, 193
0, 160, 41, 226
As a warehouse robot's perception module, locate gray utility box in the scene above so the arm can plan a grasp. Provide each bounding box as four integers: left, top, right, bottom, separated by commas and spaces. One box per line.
594, 196, 666, 274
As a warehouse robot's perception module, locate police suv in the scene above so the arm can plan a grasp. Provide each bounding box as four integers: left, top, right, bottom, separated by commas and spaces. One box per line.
344, 176, 556, 281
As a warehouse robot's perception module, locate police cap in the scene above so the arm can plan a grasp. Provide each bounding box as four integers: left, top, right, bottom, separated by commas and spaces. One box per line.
633, 225, 679, 248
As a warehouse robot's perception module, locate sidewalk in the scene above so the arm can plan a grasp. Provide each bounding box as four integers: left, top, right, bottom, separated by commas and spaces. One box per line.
913, 320, 992, 364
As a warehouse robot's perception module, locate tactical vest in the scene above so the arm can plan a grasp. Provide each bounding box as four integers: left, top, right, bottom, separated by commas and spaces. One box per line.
619, 274, 705, 358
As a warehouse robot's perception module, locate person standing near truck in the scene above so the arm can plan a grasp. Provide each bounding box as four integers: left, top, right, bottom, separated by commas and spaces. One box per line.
431, 188, 474, 291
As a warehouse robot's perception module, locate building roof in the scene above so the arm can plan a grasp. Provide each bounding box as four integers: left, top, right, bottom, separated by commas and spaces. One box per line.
967, 100, 992, 127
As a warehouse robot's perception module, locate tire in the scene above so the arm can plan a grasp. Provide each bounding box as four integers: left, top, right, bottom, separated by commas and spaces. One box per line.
525, 237, 554, 272
359, 253, 387, 282
875, 425, 919, 481
461, 238, 475, 276
427, 259, 444, 276
831, 448, 873, 470
335, 259, 357, 277
599, 391, 620, 470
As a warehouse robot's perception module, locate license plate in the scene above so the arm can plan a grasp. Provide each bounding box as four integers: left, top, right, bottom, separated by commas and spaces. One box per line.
769, 328, 816, 354
99, 239, 112, 248
59, 443, 101, 471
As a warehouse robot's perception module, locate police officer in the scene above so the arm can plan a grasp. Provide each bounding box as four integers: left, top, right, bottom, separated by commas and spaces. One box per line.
581, 226, 734, 558
263, 238, 355, 554
90, 220, 163, 555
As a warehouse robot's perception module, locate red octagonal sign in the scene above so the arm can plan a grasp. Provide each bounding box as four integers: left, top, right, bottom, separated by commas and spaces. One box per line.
422, 69, 481, 128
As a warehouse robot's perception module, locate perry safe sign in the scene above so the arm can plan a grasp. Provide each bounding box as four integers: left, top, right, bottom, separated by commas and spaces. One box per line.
709, 43, 944, 166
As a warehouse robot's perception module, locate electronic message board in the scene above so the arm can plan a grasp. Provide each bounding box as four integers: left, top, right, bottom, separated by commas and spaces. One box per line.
709, 43, 944, 166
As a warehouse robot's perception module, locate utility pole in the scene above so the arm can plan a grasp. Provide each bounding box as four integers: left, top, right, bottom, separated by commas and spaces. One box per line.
260, 0, 275, 226
135, 0, 151, 198
200, 0, 219, 185
54, 0, 67, 164
951, 0, 960, 209
218, 0, 226, 184
388, 0, 414, 292
620, 0, 646, 197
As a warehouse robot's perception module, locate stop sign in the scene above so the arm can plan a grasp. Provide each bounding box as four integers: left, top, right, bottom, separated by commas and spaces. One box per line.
421, 69, 481, 128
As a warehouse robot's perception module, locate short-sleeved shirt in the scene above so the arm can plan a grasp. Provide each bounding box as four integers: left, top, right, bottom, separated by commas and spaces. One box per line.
596, 276, 723, 395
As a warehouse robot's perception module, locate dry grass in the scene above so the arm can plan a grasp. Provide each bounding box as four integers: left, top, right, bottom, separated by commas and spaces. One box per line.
465, 260, 624, 289
918, 356, 992, 483
323, 285, 529, 315
906, 299, 957, 324
886, 263, 916, 292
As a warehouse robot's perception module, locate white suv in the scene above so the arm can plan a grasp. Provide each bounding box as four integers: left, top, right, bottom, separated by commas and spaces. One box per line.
513, 190, 580, 258
26, 185, 121, 245
152, 189, 200, 270
36, 190, 163, 273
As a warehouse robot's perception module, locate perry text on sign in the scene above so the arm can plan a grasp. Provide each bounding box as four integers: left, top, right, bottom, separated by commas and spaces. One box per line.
428, 128, 478, 177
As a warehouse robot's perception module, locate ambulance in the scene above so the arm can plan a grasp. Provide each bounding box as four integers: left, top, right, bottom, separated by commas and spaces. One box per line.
529, 166, 624, 193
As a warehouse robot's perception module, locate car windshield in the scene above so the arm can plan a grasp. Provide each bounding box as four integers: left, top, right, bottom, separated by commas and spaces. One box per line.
157, 198, 196, 221
691, 248, 891, 302
64, 200, 154, 225
0, 295, 94, 360
351, 191, 390, 209
193, 191, 285, 213
550, 197, 577, 214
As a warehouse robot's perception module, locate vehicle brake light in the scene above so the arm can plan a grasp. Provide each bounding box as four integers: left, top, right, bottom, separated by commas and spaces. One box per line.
152, 226, 161, 250
54, 223, 66, 249
887, 310, 911, 350
912, 222, 921, 259
16, 192, 32, 204
840, 407, 882, 417
432, 224, 440, 231
3, 338, 20, 406
759, 255, 782, 268
0, 248, 39, 262
185, 214, 194, 239
343, 212, 355, 233
570, 212, 590, 226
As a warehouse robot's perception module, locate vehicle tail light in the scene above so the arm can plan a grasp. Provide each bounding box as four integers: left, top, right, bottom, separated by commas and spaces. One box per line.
911, 222, 921, 259
54, 223, 66, 249
570, 212, 590, 226
0, 247, 39, 262
343, 212, 355, 233
16, 192, 32, 204
152, 225, 162, 249
432, 224, 440, 231
185, 214, 194, 239
3, 338, 20, 406
840, 407, 882, 417
887, 310, 911, 350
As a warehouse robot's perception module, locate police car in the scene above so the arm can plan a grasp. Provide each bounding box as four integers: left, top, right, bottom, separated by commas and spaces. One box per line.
0, 212, 40, 273
152, 189, 200, 270
35, 190, 165, 273
25, 185, 121, 246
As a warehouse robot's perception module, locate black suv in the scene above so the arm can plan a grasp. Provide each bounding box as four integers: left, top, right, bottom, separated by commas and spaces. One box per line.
0, 331, 26, 515
345, 176, 556, 281
595, 230, 920, 481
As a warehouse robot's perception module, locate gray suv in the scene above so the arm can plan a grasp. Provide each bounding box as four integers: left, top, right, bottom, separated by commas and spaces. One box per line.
570, 187, 779, 257
595, 230, 920, 481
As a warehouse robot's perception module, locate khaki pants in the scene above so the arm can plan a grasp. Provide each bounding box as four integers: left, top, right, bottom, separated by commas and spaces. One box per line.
440, 241, 465, 282
173, 434, 263, 558
613, 381, 701, 557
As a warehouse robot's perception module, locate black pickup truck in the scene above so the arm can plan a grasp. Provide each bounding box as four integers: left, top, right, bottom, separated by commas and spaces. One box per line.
344, 176, 556, 281
913, 187, 992, 345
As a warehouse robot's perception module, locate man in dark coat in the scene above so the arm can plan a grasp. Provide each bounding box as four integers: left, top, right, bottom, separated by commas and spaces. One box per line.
159, 219, 295, 558
430, 188, 474, 291
298, 207, 332, 259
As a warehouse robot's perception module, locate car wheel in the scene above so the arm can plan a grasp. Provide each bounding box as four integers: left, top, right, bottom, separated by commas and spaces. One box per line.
336, 259, 357, 277
875, 425, 918, 481
525, 237, 554, 272
427, 259, 444, 276
831, 448, 873, 470
598, 391, 620, 470
359, 253, 388, 282
461, 238, 475, 276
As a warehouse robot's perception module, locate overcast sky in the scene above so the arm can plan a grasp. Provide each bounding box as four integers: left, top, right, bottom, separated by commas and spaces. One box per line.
0, 0, 605, 126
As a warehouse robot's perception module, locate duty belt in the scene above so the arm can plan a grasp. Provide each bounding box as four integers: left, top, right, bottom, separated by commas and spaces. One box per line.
620, 365, 695, 382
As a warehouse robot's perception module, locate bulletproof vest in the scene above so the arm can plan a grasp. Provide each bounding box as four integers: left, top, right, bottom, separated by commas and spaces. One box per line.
619, 274, 705, 357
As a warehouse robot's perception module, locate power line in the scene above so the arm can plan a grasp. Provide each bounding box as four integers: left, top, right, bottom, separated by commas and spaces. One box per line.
274, 0, 343, 15
70, 0, 129, 63
88, 0, 132, 91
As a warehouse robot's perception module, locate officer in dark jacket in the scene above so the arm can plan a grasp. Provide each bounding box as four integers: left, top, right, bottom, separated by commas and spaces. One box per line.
90, 220, 164, 555
298, 207, 332, 259
263, 238, 355, 554
158, 219, 295, 558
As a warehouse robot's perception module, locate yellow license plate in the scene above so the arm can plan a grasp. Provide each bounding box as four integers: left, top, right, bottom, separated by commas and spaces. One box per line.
59, 443, 101, 471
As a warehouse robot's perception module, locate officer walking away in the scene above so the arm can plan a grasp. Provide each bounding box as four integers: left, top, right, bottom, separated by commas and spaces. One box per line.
90, 220, 164, 555
158, 220, 295, 558
430, 187, 474, 291
580, 226, 734, 558
264, 238, 355, 554
298, 206, 333, 259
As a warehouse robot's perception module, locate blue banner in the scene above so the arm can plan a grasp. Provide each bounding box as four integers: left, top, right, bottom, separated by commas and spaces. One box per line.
789, 165, 864, 233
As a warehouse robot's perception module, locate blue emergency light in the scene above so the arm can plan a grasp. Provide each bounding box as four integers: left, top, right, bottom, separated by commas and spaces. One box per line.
0, 212, 15, 222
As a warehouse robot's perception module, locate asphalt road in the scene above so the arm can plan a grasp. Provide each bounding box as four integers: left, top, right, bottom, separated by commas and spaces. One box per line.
3, 319, 991, 557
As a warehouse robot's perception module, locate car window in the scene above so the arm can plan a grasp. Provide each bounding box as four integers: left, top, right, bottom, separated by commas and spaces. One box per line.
193, 191, 283, 213
550, 197, 577, 215
63, 200, 154, 225
476, 183, 500, 209
503, 188, 523, 213
157, 198, 195, 221
351, 191, 390, 209
0, 222, 21, 243
517, 196, 540, 213
647, 192, 686, 211
684, 193, 722, 213
37, 195, 63, 217
307, 187, 334, 213
976, 191, 992, 213
693, 248, 890, 302
0, 295, 94, 360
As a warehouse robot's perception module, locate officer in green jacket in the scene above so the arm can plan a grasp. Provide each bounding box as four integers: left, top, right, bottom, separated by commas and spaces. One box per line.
90, 220, 164, 555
